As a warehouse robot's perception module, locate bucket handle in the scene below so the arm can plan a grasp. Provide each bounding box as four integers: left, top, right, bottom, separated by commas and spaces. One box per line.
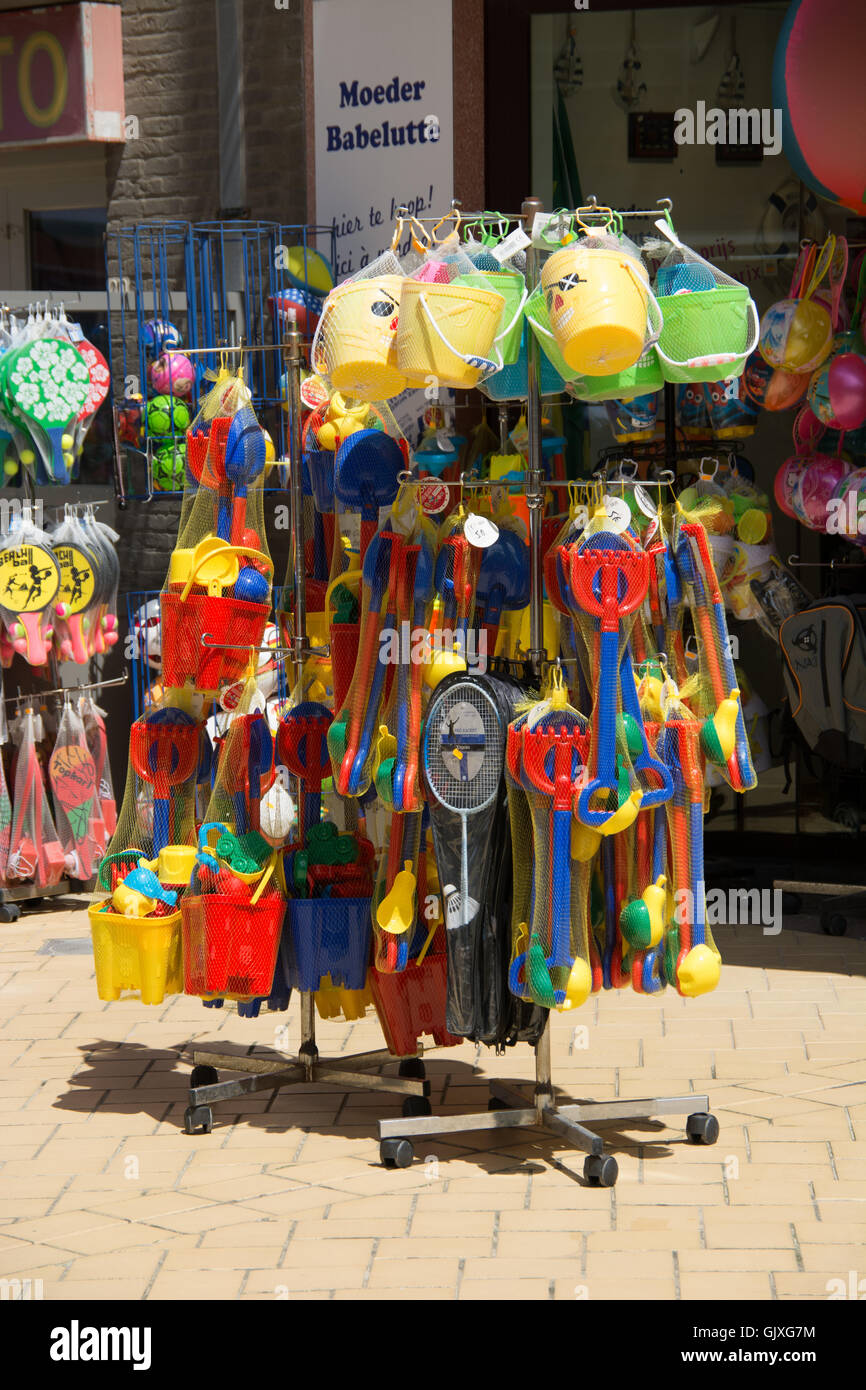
491, 282, 529, 370
654, 297, 759, 372
417, 291, 498, 380
179, 545, 273, 602
621, 260, 664, 353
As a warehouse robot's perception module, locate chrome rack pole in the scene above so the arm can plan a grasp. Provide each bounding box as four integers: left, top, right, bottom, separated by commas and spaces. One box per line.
522, 196, 546, 681
284, 323, 318, 1073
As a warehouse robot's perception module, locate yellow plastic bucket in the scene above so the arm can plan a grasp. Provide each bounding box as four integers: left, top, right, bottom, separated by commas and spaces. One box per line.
88, 901, 183, 1004
312, 276, 407, 401
541, 246, 651, 377
155, 845, 196, 884
396, 278, 505, 389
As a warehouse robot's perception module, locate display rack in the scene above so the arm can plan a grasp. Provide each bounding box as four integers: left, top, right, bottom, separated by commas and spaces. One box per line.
182, 323, 430, 1136
375, 197, 718, 1185
182, 198, 720, 1185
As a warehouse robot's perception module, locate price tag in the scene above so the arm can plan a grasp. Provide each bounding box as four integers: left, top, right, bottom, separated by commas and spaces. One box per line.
602, 495, 631, 533
300, 374, 329, 410
633, 484, 657, 519
491, 227, 531, 263
464, 513, 500, 549
417, 481, 449, 515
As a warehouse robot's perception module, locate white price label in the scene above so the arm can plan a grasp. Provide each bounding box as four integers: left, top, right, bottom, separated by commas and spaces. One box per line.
633, 484, 656, 519
603, 494, 631, 533
464, 513, 500, 548
491, 228, 531, 263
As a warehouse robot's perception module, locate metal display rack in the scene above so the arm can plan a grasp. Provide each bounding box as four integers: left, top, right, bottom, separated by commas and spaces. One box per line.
375, 197, 718, 1185
181, 198, 719, 1186
106, 220, 336, 502
181, 324, 430, 1136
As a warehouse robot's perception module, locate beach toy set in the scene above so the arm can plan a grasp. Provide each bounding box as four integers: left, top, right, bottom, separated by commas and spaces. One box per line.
0, 304, 109, 485
0, 501, 120, 669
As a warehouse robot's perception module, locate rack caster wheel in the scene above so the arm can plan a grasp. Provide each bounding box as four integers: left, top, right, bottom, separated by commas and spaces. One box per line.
380, 1138, 414, 1169
398, 1058, 426, 1080
190, 1064, 219, 1089
686, 1112, 719, 1145
184, 1105, 213, 1135
821, 913, 847, 937
488, 1097, 510, 1111
401, 1095, 431, 1118
584, 1154, 618, 1187
0, 903, 20, 923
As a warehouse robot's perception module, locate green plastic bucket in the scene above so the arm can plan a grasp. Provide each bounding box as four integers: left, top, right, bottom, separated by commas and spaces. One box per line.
569, 347, 664, 402
459, 270, 526, 366
656, 285, 758, 384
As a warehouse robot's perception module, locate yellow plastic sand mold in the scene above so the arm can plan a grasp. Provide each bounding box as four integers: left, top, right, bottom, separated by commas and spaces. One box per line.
376, 860, 417, 935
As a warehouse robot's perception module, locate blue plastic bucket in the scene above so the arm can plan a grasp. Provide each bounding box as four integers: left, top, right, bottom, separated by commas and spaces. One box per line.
283, 898, 372, 991
480, 322, 566, 401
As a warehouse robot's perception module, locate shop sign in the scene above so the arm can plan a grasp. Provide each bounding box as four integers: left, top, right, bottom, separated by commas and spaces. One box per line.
0, 2, 124, 148
313, 0, 453, 284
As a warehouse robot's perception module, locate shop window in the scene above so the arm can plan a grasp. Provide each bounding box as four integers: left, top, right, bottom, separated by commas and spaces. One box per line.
28, 207, 107, 293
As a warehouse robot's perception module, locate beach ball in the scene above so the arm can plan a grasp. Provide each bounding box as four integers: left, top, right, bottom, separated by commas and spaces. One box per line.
774, 456, 808, 519
742, 350, 808, 412
773, 0, 866, 215
146, 394, 190, 438
149, 351, 195, 398
759, 297, 832, 374
153, 442, 186, 491
259, 779, 294, 846
793, 403, 827, 452
141, 318, 182, 354
794, 453, 851, 530
269, 289, 322, 338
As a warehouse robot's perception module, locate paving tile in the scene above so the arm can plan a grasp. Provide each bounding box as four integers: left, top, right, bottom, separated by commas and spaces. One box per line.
678, 1272, 773, 1299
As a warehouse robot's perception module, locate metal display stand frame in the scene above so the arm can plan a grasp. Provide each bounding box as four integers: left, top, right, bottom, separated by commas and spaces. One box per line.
182, 323, 432, 1136
376, 197, 719, 1186
183, 199, 719, 1184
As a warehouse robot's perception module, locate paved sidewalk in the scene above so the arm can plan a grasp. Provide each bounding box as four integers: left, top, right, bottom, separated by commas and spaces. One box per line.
0, 900, 863, 1301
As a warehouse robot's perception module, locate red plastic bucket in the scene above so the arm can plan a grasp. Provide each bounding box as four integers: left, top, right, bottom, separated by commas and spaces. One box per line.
182, 892, 285, 997
369, 953, 461, 1056
161, 592, 270, 690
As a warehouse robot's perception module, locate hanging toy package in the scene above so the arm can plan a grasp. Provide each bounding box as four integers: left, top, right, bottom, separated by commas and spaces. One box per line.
0, 501, 61, 667
81, 694, 117, 842
48, 506, 102, 664
48, 702, 104, 881
7, 707, 65, 887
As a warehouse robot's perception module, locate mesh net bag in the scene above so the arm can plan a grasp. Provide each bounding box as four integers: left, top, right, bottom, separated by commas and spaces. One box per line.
671, 512, 757, 792
327, 491, 431, 801
0, 742, 12, 883
48, 702, 104, 881
658, 685, 721, 998
7, 708, 65, 886
397, 230, 507, 389
311, 217, 425, 403
105, 693, 201, 870
538, 211, 661, 379
82, 695, 117, 844
162, 375, 273, 696
506, 680, 594, 1011
371, 807, 423, 974
648, 219, 758, 383
182, 673, 285, 1005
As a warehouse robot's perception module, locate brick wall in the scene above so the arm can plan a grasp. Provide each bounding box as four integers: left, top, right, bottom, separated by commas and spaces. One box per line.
105, 0, 307, 233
